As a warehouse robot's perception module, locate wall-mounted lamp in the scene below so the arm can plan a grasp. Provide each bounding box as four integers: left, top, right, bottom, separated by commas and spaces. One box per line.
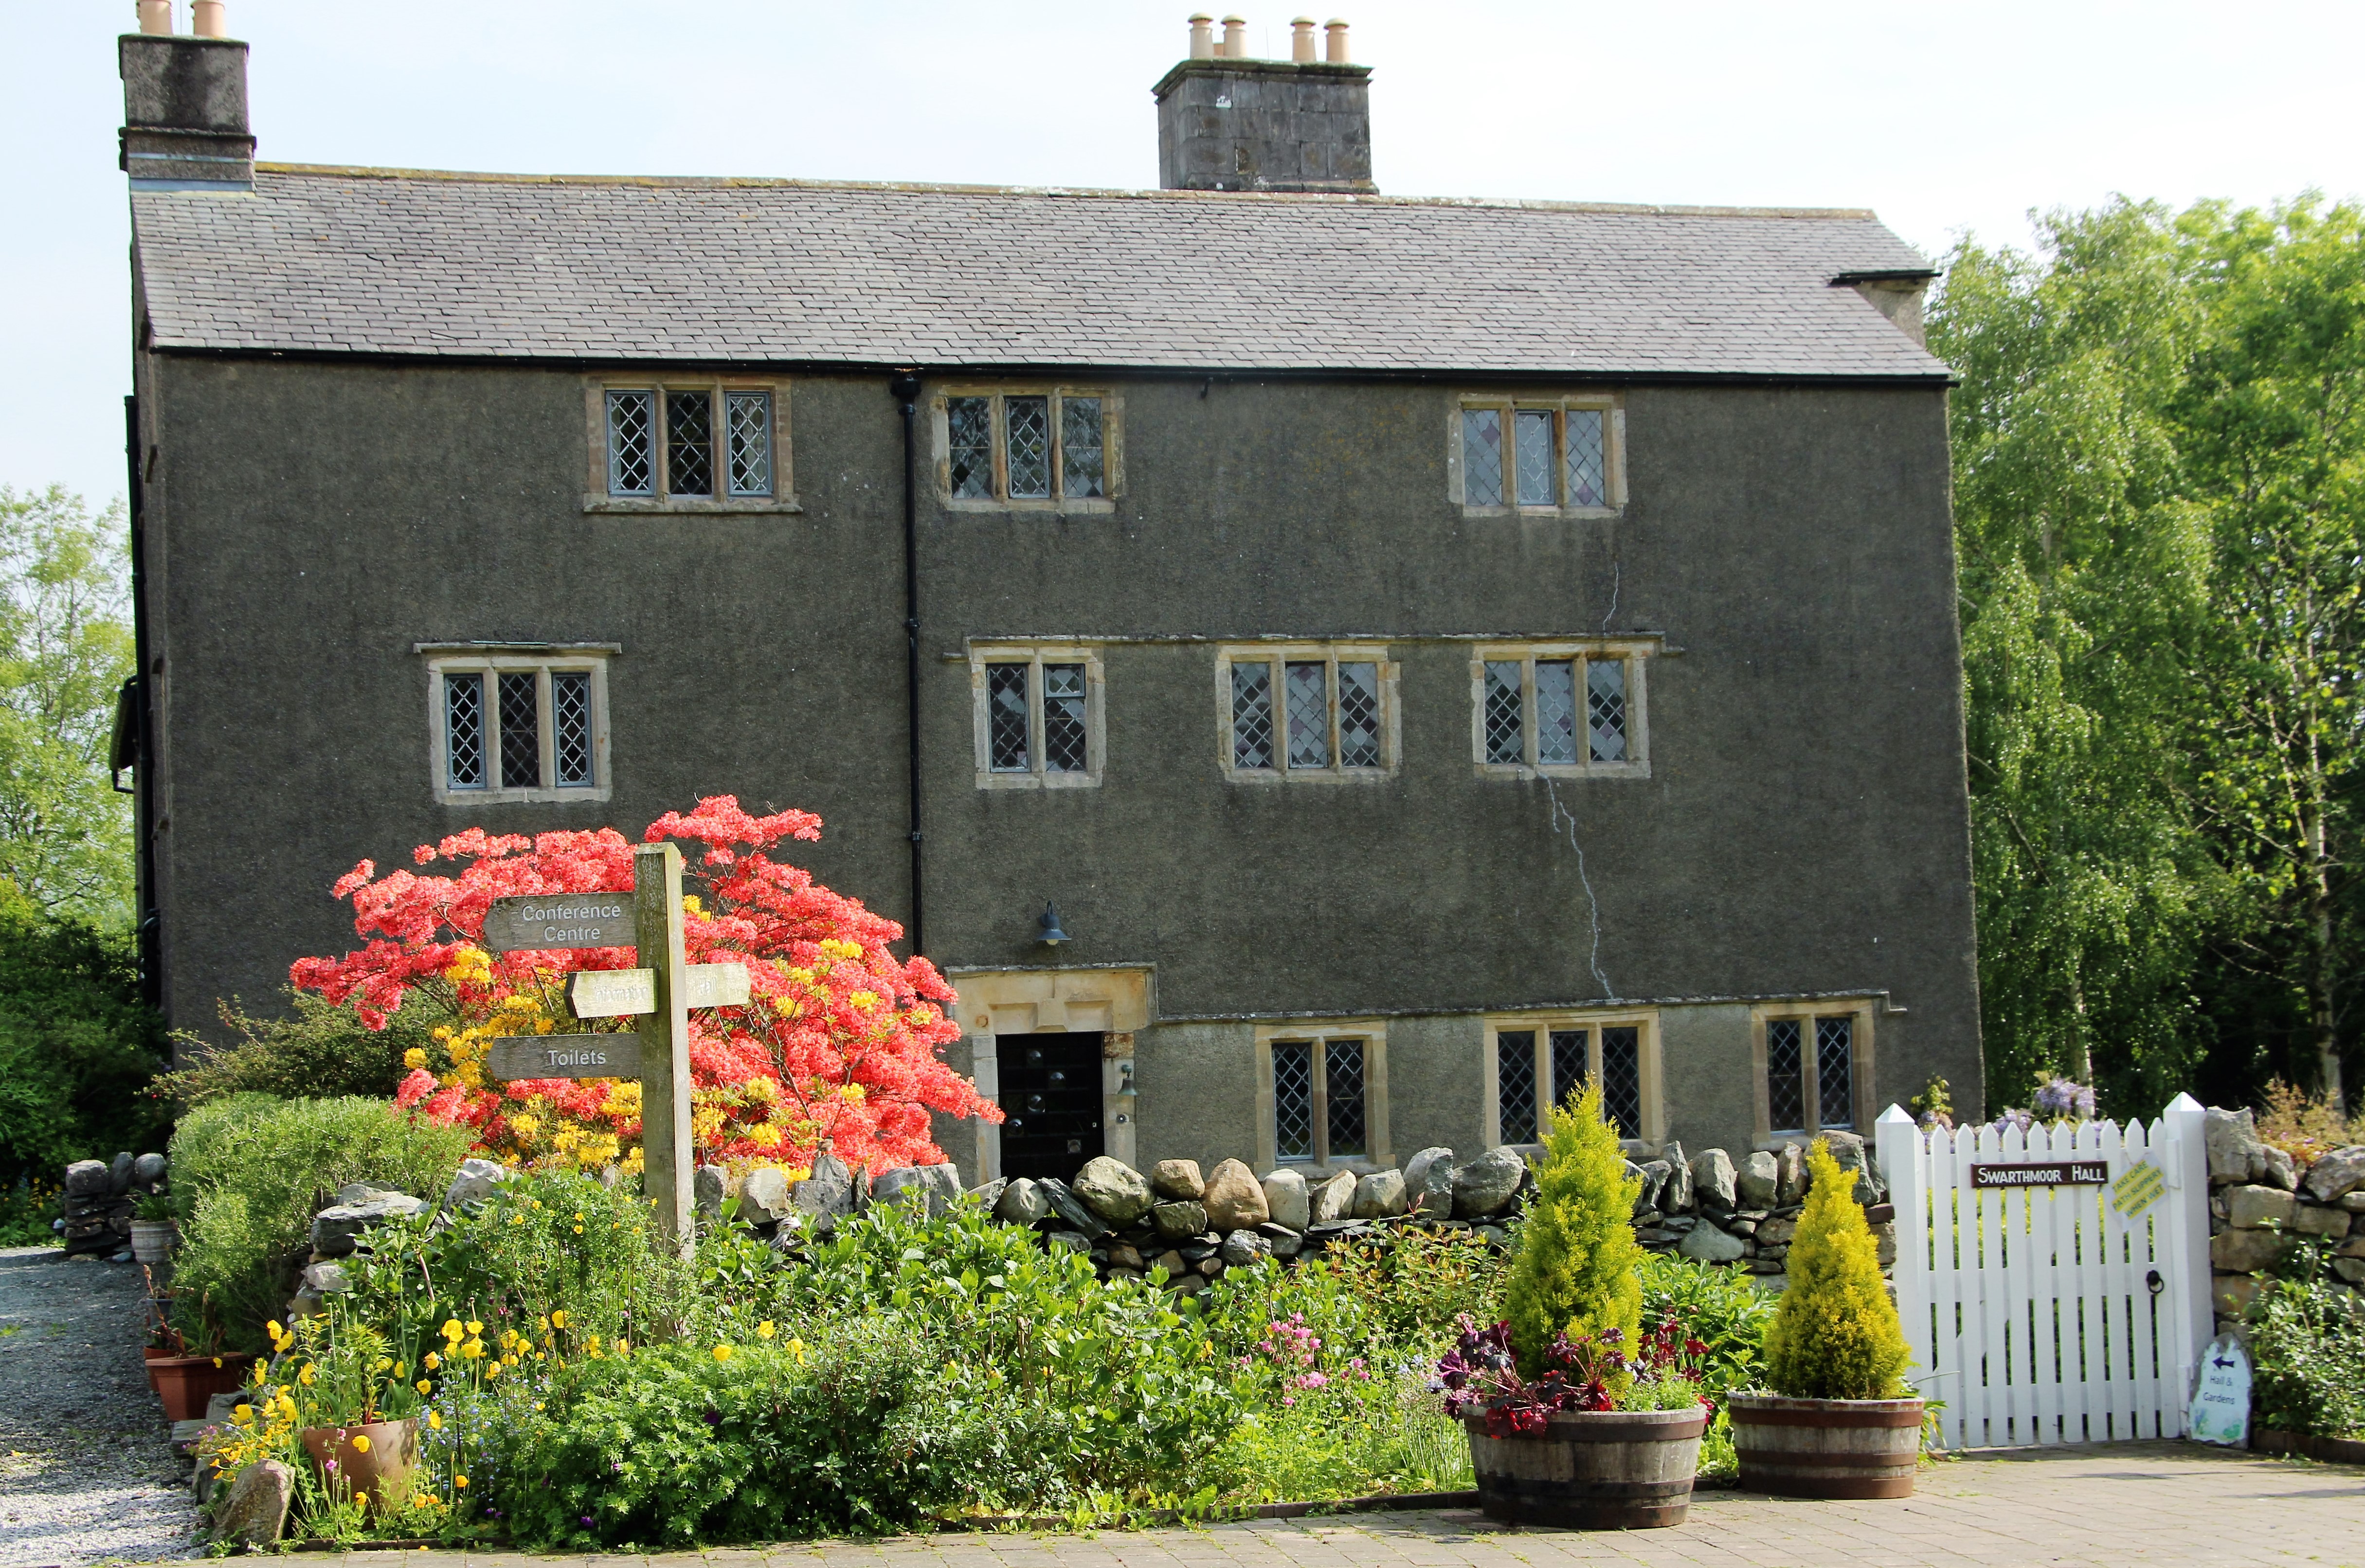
1037, 901, 1069, 946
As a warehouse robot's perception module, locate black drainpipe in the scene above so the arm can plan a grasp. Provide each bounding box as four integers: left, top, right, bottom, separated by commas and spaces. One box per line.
122, 395, 161, 1012
891, 372, 925, 956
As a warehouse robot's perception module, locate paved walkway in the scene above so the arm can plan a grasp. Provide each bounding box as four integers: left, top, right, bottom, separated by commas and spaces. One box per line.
277, 1442, 2361, 1568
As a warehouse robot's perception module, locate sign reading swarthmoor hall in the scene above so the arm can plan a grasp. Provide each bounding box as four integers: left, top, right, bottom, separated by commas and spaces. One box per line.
1967, 1160, 2110, 1189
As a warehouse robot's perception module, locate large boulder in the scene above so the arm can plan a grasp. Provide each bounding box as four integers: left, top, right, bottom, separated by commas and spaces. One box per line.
1660, 1141, 1693, 1214
443, 1157, 508, 1211
132, 1152, 168, 1187
868, 1166, 933, 1211
2291, 1204, 2351, 1240
1402, 1148, 1458, 1219
63, 1159, 110, 1198
215, 1459, 293, 1548
310, 1192, 429, 1258
2226, 1185, 2297, 1231
1736, 1151, 1781, 1209
2205, 1107, 2268, 1187
738, 1167, 795, 1226
1152, 1200, 1207, 1241
1203, 1160, 1271, 1231
793, 1153, 859, 1219
1453, 1148, 1525, 1219
993, 1177, 1050, 1226
1219, 1228, 1273, 1267
1073, 1157, 1155, 1226
1150, 1159, 1207, 1201
1774, 1143, 1806, 1207
967, 1177, 1009, 1213
1037, 1177, 1110, 1238
109, 1152, 135, 1193
2211, 1228, 2292, 1274
1310, 1169, 1359, 1224
1260, 1169, 1311, 1231
1754, 1215, 1798, 1248
2305, 1147, 2365, 1204
1353, 1167, 1410, 1219
921, 1163, 964, 1214
1632, 1160, 1672, 1218
694, 1164, 727, 1224
1678, 1223, 1746, 1263
1692, 1149, 1737, 1211
2260, 1146, 2298, 1191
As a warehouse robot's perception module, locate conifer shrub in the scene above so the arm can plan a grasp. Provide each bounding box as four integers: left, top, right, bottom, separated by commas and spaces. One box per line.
1503, 1079, 1643, 1377
1761, 1139, 1911, 1400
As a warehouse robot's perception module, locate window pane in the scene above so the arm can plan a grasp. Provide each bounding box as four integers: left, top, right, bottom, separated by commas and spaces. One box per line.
986, 663, 1030, 772
1273, 1041, 1315, 1161
497, 671, 540, 790
1600, 1026, 1642, 1141
1325, 1039, 1367, 1158
1565, 408, 1607, 507
1816, 1017, 1855, 1130
552, 671, 594, 787
1483, 660, 1525, 764
1588, 659, 1628, 762
1462, 408, 1504, 505
1515, 409, 1556, 505
1060, 397, 1105, 498
1285, 661, 1330, 768
948, 397, 994, 499
1549, 1028, 1588, 1112
445, 673, 485, 789
666, 391, 713, 497
1231, 661, 1274, 769
1497, 1030, 1538, 1145
1043, 664, 1088, 773
1767, 1019, 1805, 1132
1535, 659, 1578, 765
724, 391, 772, 496
1005, 396, 1051, 498
1337, 661, 1380, 767
606, 391, 654, 496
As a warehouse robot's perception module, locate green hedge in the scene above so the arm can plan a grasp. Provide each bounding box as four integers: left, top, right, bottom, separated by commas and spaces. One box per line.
0, 887, 166, 1187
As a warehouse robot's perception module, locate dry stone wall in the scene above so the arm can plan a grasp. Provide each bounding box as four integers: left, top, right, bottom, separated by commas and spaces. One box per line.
2201, 1107, 2365, 1336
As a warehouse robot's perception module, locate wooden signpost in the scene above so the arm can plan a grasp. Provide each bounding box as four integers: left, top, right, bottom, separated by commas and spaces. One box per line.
478, 843, 744, 1256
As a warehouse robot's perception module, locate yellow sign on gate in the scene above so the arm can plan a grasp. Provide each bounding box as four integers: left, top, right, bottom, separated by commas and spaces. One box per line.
2111, 1158, 2166, 1218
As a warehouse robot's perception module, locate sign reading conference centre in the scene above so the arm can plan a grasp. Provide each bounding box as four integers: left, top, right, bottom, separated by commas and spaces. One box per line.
482, 894, 633, 953
1968, 1160, 2110, 1189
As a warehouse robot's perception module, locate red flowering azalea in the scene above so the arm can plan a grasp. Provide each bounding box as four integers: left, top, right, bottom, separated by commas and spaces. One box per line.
292, 796, 997, 1175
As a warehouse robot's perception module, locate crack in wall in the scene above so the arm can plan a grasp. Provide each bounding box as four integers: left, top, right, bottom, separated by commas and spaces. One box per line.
1544, 775, 1612, 999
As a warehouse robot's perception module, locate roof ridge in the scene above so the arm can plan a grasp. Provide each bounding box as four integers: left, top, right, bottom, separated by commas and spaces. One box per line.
249, 162, 1882, 222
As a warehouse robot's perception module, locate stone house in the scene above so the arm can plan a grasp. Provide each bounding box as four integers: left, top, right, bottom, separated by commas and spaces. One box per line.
114, 12, 1979, 1186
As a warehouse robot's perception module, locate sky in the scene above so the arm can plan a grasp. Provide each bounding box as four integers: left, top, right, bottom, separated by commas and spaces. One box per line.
7, 0, 2364, 513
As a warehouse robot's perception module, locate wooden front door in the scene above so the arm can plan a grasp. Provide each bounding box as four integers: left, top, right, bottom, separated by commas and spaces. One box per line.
997, 1031, 1104, 1183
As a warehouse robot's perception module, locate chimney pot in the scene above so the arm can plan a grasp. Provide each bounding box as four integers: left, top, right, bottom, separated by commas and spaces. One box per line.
1291, 17, 1316, 61
1325, 18, 1350, 63
191, 0, 226, 36
1220, 15, 1247, 57
1154, 15, 1373, 193
136, 0, 173, 35
1188, 13, 1214, 59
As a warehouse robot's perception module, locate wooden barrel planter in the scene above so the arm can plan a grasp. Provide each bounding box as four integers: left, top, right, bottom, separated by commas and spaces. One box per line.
1728, 1393, 1924, 1499
1463, 1407, 1706, 1529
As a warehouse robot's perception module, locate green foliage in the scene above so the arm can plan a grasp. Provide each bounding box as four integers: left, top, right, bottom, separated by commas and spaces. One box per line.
160, 990, 429, 1109
1761, 1142, 1910, 1400
1637, 1250, 1775, 1398
1504, 1080, 1642, 1377
0, 883, 167, 1185
166, 1095, 474, 1352
1211, 1362, 1470, 1503
0, 485, 134, 920
1318, 1225, 1508, 1354
0, 1173, 61, 1246
2248, 1270, 2365, 1438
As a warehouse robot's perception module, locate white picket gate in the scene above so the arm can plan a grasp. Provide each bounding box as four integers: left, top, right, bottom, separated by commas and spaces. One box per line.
1875, 1093, 2213, 1450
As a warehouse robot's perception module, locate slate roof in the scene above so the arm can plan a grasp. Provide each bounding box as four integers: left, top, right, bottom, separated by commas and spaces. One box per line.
130, 165, 1947, 379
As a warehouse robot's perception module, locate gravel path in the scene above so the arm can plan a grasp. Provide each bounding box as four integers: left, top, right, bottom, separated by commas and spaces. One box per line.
0, 1246, 197, 1568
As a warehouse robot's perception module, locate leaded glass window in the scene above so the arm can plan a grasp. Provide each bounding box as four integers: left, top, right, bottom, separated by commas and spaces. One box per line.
1483, 661, 1524, 764
1004, 396, 1051, 499
1816, 1016, 1855, 1130
1337, 662, 1381, 767
1497, 1030, 1538, 1144
1565, 408, 1607, 507
948, 397, 993, 499
1231, 662, 1274, 769
986, 663, 1029, 772
1326, 1039, 1367, 1158
1767, 1018, 1805, 1133
1588, 659, 1627, 761
1535, 660, 1579, 765
1061, 398, 1105, 498
1043, 664, 1088, 773
444, 673, 485, 790
552, 672, 594, 787
1515, 409, 1557, 506
1273, 1041, 1315, 1161
1549, 1028, 1588, 1112
1285, 662, 1330, 768
498, 672, 540, 790
1600, 1025, 1642, 1140
1462, 408, 1504, 506
666, 391, 713, 497
724, 391, 773, 497
606, 391, 654, 496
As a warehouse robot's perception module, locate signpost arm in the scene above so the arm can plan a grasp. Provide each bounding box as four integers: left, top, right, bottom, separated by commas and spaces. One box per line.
635, 842, 694, 1258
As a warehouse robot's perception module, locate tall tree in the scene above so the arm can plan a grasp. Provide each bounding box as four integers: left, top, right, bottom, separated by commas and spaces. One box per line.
0, 485, 135, 921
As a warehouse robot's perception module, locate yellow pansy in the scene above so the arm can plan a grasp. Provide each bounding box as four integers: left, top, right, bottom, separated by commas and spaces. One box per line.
713, 1344, 733, 1363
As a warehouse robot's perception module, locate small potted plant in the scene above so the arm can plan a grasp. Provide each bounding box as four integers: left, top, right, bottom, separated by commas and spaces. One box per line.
149, 1291, 256, 1422
1441, 1081, 1709, 1529
283, 1310, 426, 1516
129, 1190, 179, 1264
1728, 1138, 1922, 1497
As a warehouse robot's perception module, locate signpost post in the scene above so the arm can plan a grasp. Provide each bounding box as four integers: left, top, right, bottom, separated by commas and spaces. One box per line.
476, 845, 741, 1259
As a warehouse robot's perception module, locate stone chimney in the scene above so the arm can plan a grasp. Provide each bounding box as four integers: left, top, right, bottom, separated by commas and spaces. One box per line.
1155, 15, 1373, 194
119, 3, 254, 192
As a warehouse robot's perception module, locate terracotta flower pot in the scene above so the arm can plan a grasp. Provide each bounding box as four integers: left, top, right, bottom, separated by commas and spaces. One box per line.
149, 1352, 257, 1422
301, 1417, 420, 1514
1463, 1406, 1706, 1529
1728, 1392, 1925, 1499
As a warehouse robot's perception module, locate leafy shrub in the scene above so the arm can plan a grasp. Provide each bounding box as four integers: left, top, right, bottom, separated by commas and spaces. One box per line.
0, 1173, 60, 1246
2249, 1272, 2365, 1438
1503, 1079, 1642, 1376
1761, 1140, 1909, 1400
0, 887, 166, 1185
2255, 1080, 2365, 1166
1322, 1225, 1507, 1354
168, 1095, 475, 1351
1637, 1250, 1775, 1397
160, 991, 430, 1109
